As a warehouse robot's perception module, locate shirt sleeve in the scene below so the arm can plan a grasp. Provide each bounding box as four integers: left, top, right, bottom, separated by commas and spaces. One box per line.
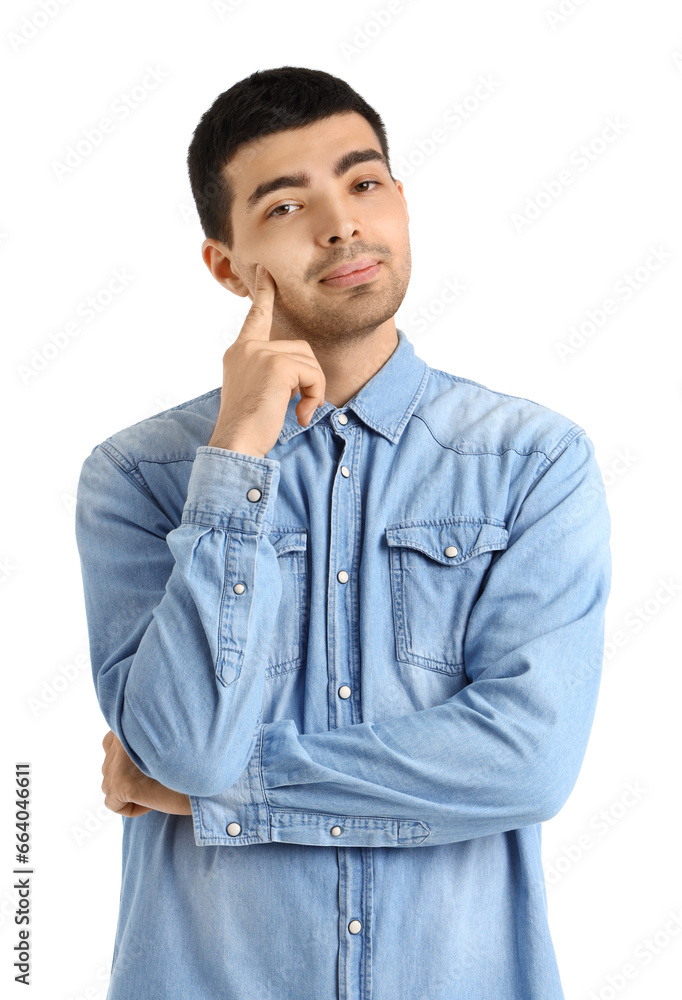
75, 443, 283, 796
189, 429, 612, 848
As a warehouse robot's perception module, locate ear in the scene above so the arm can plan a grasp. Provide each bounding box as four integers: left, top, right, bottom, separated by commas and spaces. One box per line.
201, 239, 250, 297
393, 178, 409, 224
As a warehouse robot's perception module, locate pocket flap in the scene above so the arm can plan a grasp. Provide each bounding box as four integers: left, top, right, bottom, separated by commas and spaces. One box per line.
270, 528, 308, 555
385, 518, 508, 566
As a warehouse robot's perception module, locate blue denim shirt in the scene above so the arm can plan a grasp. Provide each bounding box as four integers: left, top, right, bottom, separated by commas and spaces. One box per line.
75, 328, 611, 1000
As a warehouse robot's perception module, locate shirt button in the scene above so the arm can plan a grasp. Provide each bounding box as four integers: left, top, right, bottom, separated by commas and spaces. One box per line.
233, 582, 246, 594
226, 822, 242, 837
348, 920, 362, 934
444, 545, 459, 557
338, 685, 352, 699
337, 413, 349, 425
337, 570, 349, 584
246, 488, 262, 502
341, 466, 350, 477
330, 825, 343, 837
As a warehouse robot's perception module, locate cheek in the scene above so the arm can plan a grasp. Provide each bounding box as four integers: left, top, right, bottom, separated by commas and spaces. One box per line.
371, 208, 407, 250
229, 252, 253, 288
269, 257, 305, 290
392, 223, 411, 261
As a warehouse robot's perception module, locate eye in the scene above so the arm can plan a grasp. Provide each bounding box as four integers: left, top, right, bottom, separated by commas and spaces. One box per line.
268, 202, 300, 218
266, 180, 381, 219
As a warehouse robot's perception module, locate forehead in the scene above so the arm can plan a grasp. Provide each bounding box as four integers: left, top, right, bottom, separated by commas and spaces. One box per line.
225, 112, 383, 207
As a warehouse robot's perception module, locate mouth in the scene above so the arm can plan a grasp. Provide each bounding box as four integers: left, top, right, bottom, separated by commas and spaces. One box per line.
319, 258, 382, 289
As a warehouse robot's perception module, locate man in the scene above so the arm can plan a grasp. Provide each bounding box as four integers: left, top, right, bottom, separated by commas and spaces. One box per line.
76, 66, 612, 1000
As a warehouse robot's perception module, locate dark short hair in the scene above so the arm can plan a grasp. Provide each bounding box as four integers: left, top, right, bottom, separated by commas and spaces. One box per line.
187, 66, 394, 248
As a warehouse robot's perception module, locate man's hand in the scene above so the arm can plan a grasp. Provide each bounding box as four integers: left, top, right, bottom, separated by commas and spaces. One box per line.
207, 262, 326, 456
101, 730, 192, 817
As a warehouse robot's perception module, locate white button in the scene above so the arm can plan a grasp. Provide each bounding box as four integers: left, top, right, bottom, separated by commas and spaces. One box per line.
246, 488, 262, 502
337, 570, 349, 584
337, 413, 348, 425
233, 582, 246, 594
330, 825, 342, 837
444, 545, 458, 557
348, 919, 362, 934
338, 685, 351, 699
341, 466, 350, 477
226, 822, 242, 836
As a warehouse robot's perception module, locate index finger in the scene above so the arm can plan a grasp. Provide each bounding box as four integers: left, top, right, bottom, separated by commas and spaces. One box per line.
238, 263, 276, 341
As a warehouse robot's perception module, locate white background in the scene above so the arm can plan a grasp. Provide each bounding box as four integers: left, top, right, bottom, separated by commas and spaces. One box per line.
2, 1, 681, 997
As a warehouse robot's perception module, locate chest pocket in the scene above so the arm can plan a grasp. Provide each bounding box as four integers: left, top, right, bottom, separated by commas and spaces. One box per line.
267, 528, 309, 676
386, 517, 508, 675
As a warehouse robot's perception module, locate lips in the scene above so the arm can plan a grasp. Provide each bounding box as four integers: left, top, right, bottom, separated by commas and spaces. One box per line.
320, 257, 380, 281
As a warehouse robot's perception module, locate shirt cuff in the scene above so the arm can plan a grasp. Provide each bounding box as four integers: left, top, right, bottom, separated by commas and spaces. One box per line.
190, 718, 269, 846
183, 446, 281, 534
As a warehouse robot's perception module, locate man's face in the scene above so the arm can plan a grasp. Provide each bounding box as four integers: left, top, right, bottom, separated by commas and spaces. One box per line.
202, 111, 411, 349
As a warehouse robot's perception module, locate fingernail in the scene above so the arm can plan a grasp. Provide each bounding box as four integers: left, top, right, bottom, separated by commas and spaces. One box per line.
256, 264, 264, 277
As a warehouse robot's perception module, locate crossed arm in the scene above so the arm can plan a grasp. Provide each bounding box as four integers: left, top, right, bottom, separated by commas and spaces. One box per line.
86, 431, 611, 843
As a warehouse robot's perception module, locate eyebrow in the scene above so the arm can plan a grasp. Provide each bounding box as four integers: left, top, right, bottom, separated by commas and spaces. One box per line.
244, 147, 390, 215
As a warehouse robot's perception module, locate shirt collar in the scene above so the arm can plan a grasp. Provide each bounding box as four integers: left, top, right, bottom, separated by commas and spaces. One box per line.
278, 327, 430, 446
